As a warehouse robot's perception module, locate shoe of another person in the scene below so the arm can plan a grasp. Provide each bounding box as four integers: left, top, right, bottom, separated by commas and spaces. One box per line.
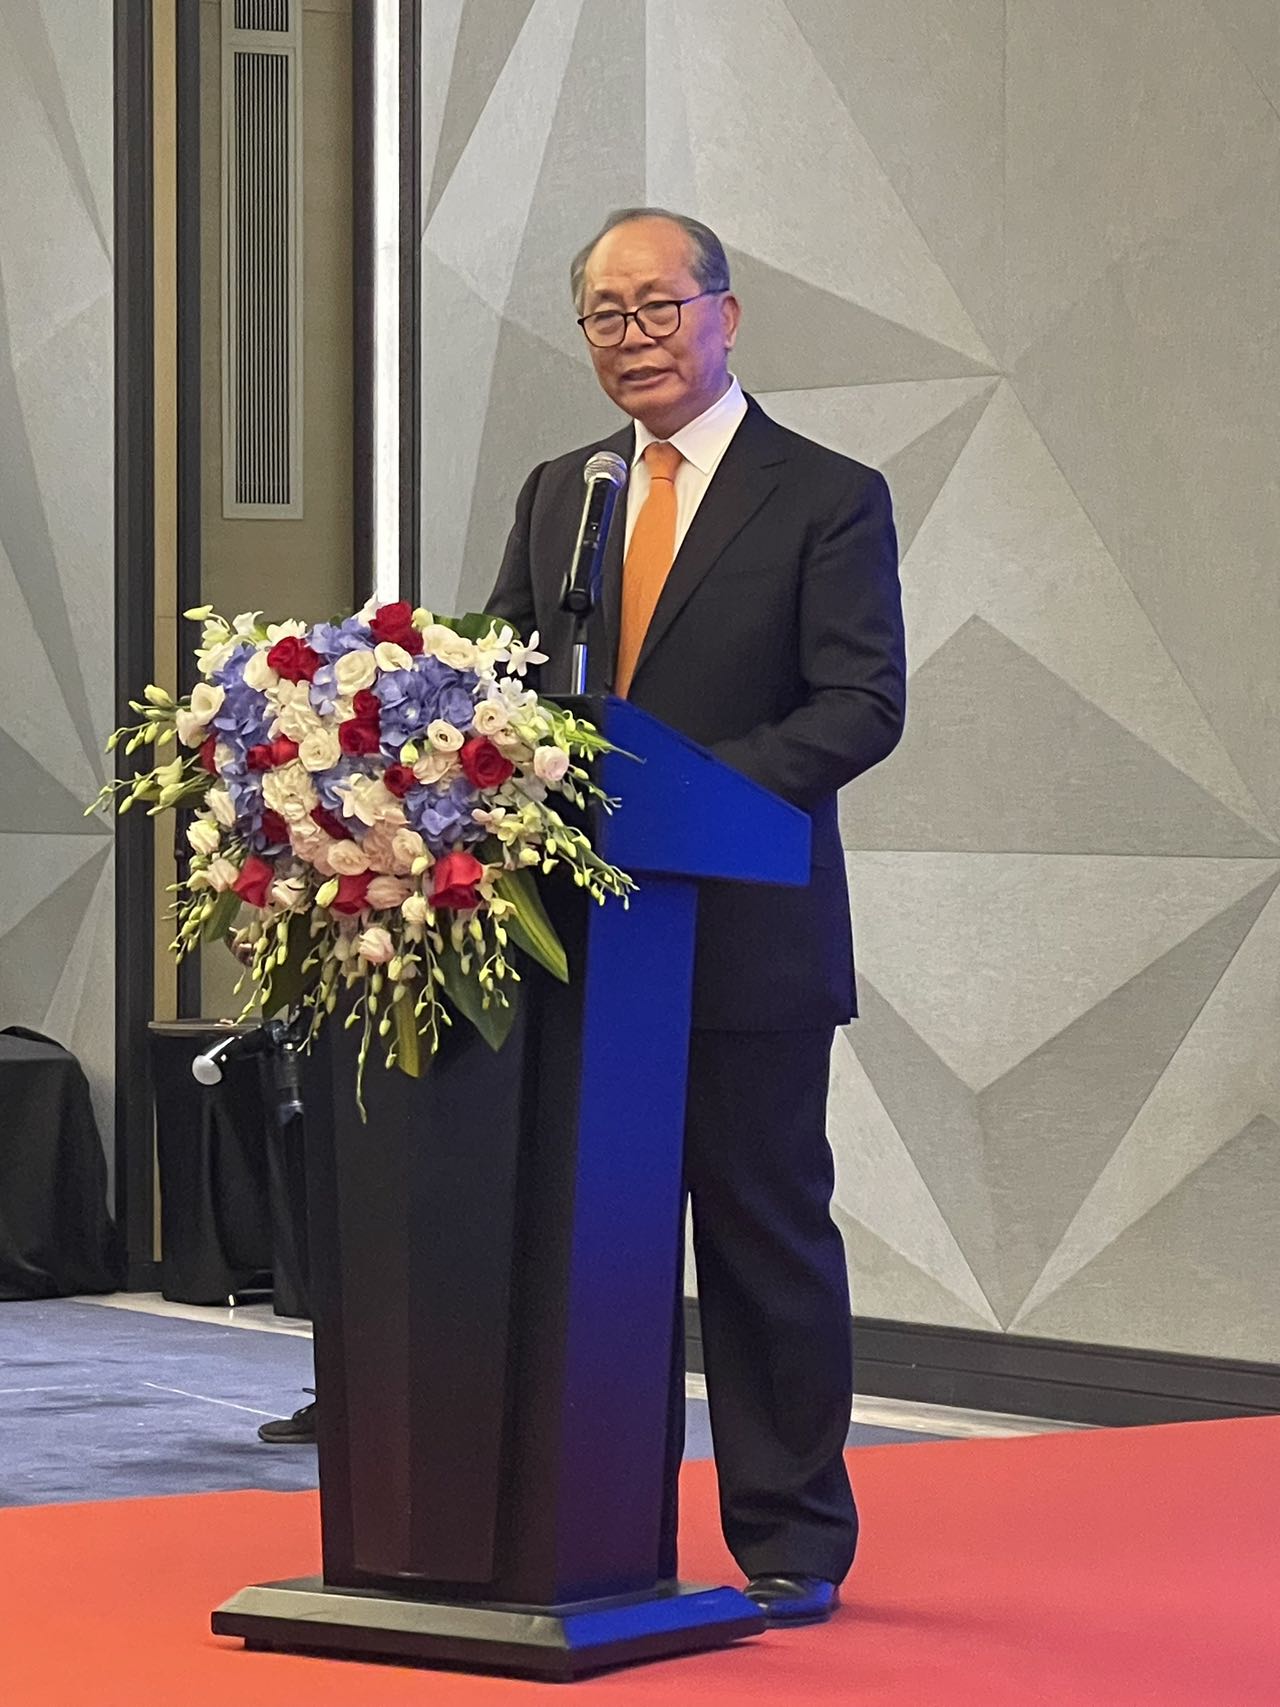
744, 1574, 840, 1627
257, 1399, 317, 1445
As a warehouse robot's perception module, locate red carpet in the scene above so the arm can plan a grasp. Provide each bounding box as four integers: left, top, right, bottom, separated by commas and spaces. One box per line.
3, 1418, 1276, 1707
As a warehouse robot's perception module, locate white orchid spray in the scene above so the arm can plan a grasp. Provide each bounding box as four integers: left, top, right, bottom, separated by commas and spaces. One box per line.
96, 602, 633, 1107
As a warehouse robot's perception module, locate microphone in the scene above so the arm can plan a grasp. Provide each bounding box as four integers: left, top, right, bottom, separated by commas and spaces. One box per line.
560, 450, 628, 619
191, 1030, 261, 1086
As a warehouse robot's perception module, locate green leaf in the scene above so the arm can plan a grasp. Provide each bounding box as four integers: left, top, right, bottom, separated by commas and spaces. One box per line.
451, 610, 501, 642
494, 867, 569, 983
392, 995, 424, 1078
261, 917, 316, 1017
200, 889, 242, 945
439, 949, 518, 1051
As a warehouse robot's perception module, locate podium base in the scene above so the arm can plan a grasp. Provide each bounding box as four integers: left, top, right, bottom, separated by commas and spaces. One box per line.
212, 1575, 766, 1680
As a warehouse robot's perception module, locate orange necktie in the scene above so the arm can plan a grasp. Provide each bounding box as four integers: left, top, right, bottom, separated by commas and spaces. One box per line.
615, 441, 683, 697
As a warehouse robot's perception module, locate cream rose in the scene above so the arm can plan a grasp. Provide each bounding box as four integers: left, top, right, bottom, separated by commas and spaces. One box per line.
175, 709, 206, 747
472, 700, 509, 736
186, 817, 220, 857
205, 856, 241, 893
418, 624, 478, 669
391, 827, 428, 872
356, 926, 395, 964
533, 744, 570, 785
373, 641, 414, 673
339, 775, 405, 829
242, 649, 278, 692
427, 719, 465, 752
298, 726, 342, 773
207, 786, 237, 828
413, 751, 459, 786
366, 875, 412, 910
334, 649, 378, 695
262, 762, 319, 823
188, 682, 226, 724
327, 840, 371, 876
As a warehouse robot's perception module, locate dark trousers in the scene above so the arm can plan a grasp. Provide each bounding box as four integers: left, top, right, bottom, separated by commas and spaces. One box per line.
658, 1028, 858, 1584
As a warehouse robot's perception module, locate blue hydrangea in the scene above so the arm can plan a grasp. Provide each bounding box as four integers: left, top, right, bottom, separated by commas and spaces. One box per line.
404, 777, 484, 852
309, 617, 374, 661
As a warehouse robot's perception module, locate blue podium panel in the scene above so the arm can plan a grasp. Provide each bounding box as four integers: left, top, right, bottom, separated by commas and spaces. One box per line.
593, 698, 810, 886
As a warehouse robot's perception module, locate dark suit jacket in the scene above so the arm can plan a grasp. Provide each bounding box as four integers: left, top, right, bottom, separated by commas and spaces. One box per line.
487, 397, 906, 1032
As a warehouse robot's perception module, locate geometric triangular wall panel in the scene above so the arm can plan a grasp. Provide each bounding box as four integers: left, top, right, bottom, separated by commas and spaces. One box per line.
418, 0, 1280, 1359
0, 1, 115, 1152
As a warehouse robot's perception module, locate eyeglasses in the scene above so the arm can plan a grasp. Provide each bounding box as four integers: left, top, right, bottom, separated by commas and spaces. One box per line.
576, 290, 725, 348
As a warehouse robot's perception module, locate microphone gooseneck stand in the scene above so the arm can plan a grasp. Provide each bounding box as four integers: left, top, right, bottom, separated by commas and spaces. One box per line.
560, 450, 628, 693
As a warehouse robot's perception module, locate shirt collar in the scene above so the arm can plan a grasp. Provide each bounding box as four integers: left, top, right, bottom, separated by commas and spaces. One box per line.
632, 376, 747, 476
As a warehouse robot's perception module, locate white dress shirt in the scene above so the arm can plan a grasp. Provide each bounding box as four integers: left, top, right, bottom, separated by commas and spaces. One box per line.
624, 376, 749, 557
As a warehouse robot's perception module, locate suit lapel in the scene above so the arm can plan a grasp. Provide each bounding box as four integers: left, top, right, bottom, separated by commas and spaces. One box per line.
629, 400, 786, 689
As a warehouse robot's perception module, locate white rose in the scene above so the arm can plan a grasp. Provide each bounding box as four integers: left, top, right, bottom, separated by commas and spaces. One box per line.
188, 682, 225, 725
298, 726, 342, 773
206, 857, 241, 893
373, 641, 413, 674
262, 762, 318, 823
356, 925, 395, 964
328, 840, 371, 876
401, 894, 430, 926
366, 875, 412, 910
334, 649, 378, 695
472, 700, 509, 736
269, 877, 308, 910
242, 649, 278, 692
427, 719, 465, 752
207, 786, 237, 828
273, 693, 325, 744
419, 624, 477, 669
187, 817, 221, 856
175, 708, 206, 747
533, 745, 570, 785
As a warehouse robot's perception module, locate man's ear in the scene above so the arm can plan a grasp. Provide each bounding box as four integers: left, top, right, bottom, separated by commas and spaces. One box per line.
721, 293, 742, 351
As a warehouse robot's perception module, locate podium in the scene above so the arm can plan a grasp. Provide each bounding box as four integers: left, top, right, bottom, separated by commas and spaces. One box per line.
212, 698, 810, 1678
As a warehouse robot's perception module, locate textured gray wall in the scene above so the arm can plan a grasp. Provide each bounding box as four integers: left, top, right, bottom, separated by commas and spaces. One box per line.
0, 2, 116, 1140
419, 0, 1280, 1363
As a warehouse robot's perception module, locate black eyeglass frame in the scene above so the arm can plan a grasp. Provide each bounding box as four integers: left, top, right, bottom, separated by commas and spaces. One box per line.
576, 289, 727, 348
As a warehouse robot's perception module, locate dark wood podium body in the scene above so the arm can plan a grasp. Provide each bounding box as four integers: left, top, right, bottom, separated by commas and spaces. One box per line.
212, 698, 809, 1678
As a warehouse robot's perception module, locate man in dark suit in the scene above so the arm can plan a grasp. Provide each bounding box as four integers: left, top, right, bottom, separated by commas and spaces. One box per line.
487, 208, 905, 1627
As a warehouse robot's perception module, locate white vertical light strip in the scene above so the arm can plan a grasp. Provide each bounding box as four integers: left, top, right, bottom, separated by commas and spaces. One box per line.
371, 0, 402, 603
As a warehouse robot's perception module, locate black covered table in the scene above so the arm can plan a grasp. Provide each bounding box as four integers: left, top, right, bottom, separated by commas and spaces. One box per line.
0, 1029, 120, 1300
150, 1021, 273, 1305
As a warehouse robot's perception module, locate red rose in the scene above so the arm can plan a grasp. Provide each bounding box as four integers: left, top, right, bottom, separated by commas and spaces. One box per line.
198, 736, 218, 775
459, 736, 515, 790
369, 601, 423, 656
310, 805, 352, 841
383, 763, 416, 798
351, 689, 381, 721
329, 872, 372, 915
232, 855, 275, 909
248, 736, 300, 771
259, 810, 290, 847
339, 717, 381, 757
430, 850, 485, 912
267, 636, 323, 682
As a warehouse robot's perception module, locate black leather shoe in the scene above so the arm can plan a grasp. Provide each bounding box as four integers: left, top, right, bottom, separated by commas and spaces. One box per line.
745, 1574, 840, 1627
257, 1399, 317, 1445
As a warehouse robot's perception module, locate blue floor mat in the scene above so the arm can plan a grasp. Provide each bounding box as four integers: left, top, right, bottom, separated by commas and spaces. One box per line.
0, 1299, 939, 1507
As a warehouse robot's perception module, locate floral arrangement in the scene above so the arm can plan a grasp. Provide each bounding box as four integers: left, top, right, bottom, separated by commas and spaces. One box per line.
98, 600, 632, 1097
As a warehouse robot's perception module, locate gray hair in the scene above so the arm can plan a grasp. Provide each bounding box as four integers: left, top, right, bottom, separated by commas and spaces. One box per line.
569, 207, 731, 310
